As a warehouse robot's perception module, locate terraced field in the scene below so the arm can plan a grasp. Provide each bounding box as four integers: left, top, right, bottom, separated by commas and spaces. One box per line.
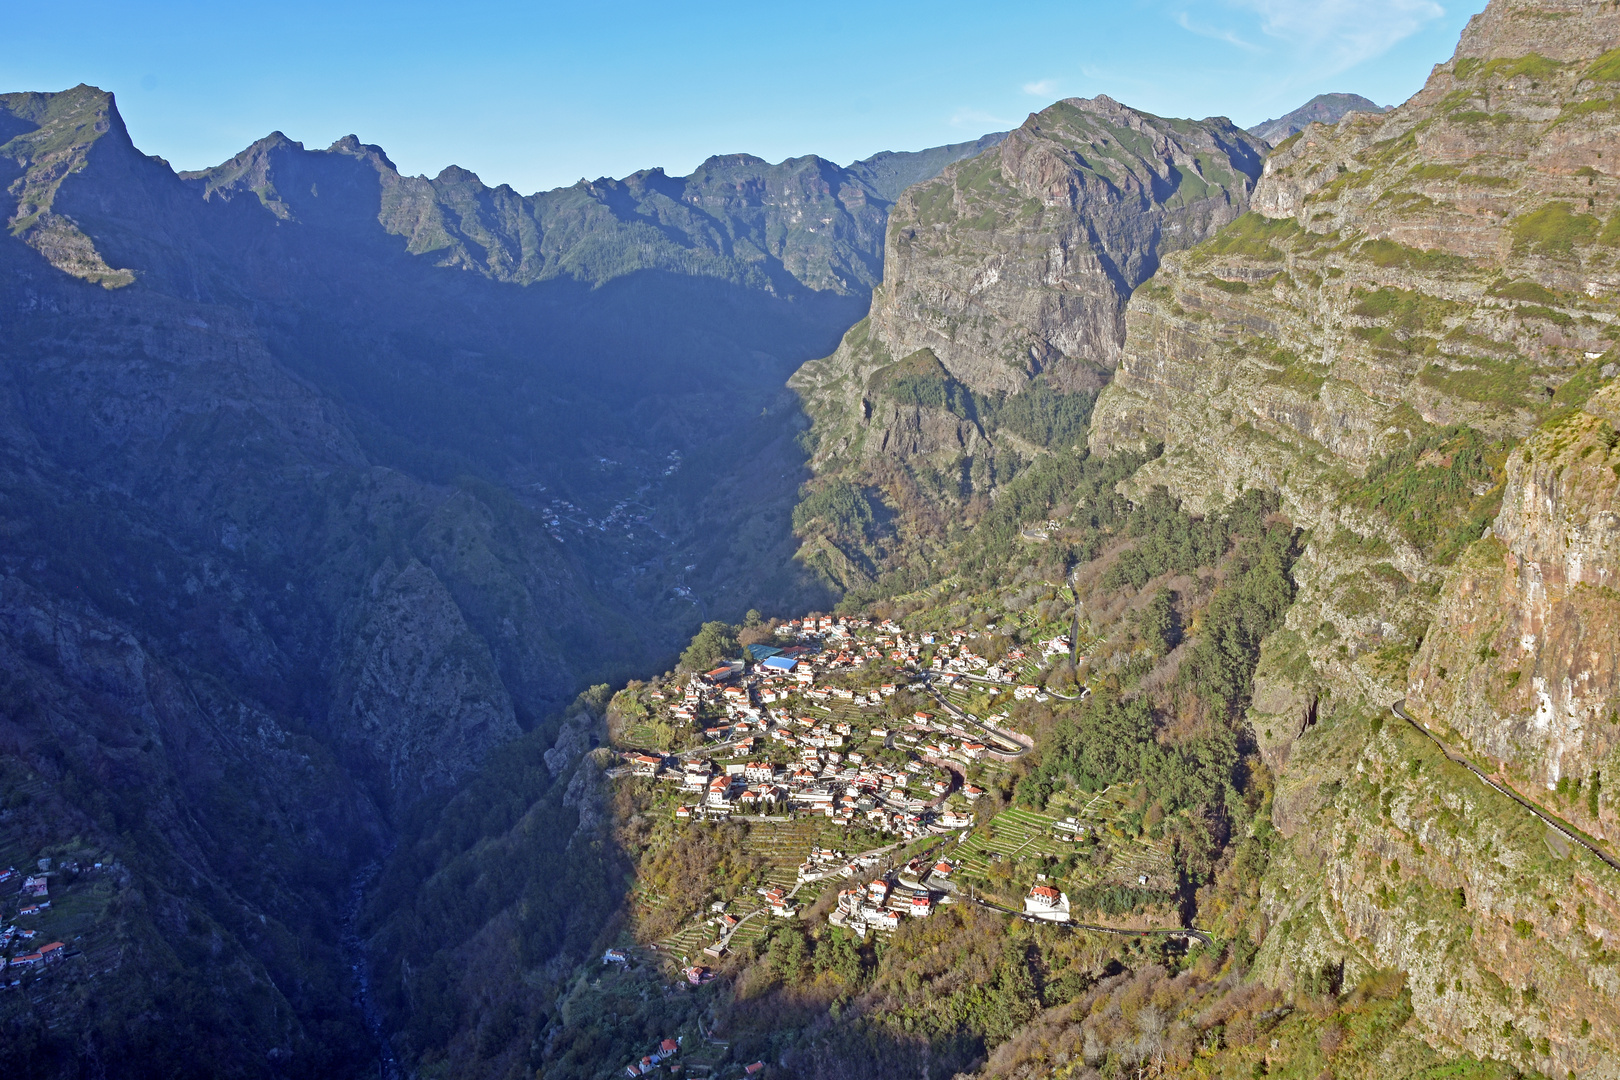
888, 576, 961, 612
658, 917, 725, 961
954, 795, 1176, 901
747, 819, 836, 887
618, 717, 678, 751
650, 818, 892, 958
954, 807, 1075, 875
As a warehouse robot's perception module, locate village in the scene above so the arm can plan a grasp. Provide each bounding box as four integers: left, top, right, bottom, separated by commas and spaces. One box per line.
613, 611, 1052, 842
580, 575, 1210, 1080
0, 854, 99, 986
611, 592, 1182, 949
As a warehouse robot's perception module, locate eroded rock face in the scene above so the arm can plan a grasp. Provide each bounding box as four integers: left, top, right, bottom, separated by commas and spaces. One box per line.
1262, 708, 1620, 1079
789, 98, 1264, 588
797, 96, 1263, 420
332, 558, 520, 796
1090, 0, 1620, 708
869, 97, 1262, 396
1086, 2, 1620, 1073
1410, 381, 1620, 831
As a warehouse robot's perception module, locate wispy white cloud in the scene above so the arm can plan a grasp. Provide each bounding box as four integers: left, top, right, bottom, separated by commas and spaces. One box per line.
1218, 0, 1445, 74
951, 107, 1016, 129
1176, 12, 1264, 52
1022, 78, 1061, 97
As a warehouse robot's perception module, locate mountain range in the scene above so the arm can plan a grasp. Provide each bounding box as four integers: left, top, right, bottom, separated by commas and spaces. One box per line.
0, 84, 998, 1076
1, 1, 1618, 1078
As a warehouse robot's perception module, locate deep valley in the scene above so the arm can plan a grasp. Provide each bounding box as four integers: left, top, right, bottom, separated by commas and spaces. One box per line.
2, 3, 1619, 1079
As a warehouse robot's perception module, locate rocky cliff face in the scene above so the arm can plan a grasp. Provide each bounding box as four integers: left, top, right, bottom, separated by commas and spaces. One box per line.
799, 96, 1263, 399
1084, 1, 1620, 1073
789, 98, 1264, 588
1409, 379, 1620, 837
1091, 0, 1620, 707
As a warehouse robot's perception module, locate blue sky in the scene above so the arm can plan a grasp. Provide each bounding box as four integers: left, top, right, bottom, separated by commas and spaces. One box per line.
6, 0, 1486, 193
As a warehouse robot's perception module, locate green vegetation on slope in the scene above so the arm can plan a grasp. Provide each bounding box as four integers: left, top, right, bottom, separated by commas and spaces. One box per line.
1344, 426, 1509, 565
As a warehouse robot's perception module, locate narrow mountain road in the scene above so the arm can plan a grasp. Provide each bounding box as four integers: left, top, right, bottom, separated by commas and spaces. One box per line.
919, 674, 1029, 760
1390, 700, 1620, 876
962, 893, 1212, 945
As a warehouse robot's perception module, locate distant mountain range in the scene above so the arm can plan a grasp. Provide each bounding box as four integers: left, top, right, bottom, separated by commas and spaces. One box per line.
1246, 91, 1389, 143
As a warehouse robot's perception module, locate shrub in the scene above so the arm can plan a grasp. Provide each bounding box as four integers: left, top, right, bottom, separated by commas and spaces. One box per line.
1201, 212, 1301, 260
1511, 202, 1600, 256
870, 348, 976, 418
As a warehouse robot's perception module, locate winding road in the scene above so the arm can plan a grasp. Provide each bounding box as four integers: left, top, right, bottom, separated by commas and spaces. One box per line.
919, 674, 1030, 760
1390, 700, 1620, 876
962, 893, 1212, 945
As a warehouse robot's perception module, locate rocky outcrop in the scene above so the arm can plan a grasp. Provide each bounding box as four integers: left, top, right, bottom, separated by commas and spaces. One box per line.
1409, 380, 1620, 835
797, 97, 1264, 409
789, 98, 1264, 587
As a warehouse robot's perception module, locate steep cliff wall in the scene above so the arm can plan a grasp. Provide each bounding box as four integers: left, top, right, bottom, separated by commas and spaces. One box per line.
1084, 2, 1620, 1074
1410, 380, 1620, 835
1091, 0, 1620, 709
790, 97, 1264, 588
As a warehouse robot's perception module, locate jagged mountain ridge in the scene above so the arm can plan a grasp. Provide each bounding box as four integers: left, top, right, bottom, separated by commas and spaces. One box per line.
178, 126, 1004, 297
1247, 92, 1389, 144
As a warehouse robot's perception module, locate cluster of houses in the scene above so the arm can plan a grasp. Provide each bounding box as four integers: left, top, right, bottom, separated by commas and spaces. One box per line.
633, 661, 978, 839
0, 865, 68, 979
3, 938, 65, 972
642, 742, 957, 840
622, 615, 1051, 841
623, 1036, 680, 1077
794, 846, 880, 885
826, 854, 953, 937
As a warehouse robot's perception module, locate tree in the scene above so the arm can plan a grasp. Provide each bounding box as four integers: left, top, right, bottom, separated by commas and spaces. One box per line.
1139, 589, 1179, 655
680, 621, 739, 671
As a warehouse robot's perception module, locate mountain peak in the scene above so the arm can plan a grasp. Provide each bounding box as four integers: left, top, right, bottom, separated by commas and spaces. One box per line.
1246, 92, 1387, 144
0, 83, 140, 287
1051, 93, 1129, 120
695, 152, 770, 170
433, 164, 483, 187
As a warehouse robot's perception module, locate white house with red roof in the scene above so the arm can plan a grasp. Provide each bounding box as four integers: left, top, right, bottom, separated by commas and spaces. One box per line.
1024, 881, 1071, 922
